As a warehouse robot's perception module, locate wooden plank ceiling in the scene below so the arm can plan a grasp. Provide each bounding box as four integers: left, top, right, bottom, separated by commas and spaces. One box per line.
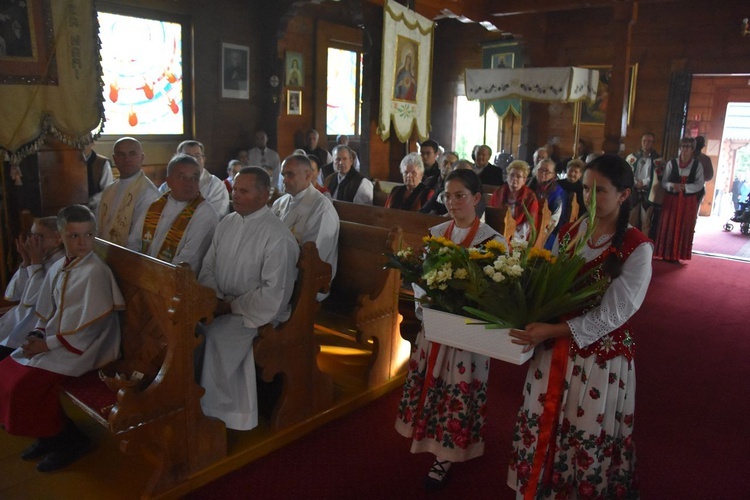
362, 0, 677, 30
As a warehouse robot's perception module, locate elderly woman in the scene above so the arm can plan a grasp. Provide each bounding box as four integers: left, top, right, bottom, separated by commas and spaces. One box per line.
385, 152, 434, 211
528, 158, 566, 249
489, 160, 539, 241
558, 158, 587, 220
654, 136, 705, 262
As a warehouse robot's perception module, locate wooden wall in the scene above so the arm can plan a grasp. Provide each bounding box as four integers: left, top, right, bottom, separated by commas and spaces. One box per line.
430, 0, 750, 164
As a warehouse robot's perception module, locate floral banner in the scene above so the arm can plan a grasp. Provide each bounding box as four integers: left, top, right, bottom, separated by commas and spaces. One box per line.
465, 67, 600, 104
0, 0, 103, 164
377, 0, 434, 142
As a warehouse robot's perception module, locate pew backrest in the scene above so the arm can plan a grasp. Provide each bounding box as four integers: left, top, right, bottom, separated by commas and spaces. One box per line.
333, 199, 445, 250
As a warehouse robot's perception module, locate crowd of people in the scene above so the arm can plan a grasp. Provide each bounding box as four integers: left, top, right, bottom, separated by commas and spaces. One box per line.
0, 128, 710, 496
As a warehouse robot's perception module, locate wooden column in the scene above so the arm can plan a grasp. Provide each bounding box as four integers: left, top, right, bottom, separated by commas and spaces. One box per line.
602, 1, 638, 154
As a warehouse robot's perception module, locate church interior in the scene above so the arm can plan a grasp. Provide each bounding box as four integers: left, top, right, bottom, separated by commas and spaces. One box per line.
1, 0, 750, 498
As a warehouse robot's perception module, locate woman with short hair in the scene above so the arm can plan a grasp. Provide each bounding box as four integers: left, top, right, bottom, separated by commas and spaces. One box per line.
489, 160, 539, 241
385, 152, 434, 211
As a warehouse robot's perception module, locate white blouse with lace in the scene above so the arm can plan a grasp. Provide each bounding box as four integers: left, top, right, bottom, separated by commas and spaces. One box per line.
554, 220, 653, 349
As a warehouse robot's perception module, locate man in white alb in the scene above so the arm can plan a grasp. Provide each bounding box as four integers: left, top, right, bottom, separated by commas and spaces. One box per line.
197, 167, 298, 431
159, 140, 230, 217
128, 154, 219, 275
247, 130, 282, 191
272, 153, 339, 298
96, 137, 160, 246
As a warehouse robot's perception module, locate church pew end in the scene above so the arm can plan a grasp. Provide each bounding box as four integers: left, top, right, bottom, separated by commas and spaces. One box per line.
316, 221, 408, 390
254, 241, 334, 431
61, 239, 225, 499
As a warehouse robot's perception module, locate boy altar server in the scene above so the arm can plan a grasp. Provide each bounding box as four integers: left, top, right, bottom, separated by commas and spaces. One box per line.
0, 217, 64, 361
0, 205, 124, 472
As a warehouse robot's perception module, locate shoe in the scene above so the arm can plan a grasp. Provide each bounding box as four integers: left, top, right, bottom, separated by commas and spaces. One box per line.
37, 432, 90, 473
424, 459, 452, 491
20, 437, 57, 461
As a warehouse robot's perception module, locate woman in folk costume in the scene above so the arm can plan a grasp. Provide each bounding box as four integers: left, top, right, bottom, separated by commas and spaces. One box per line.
507, 155, 653, 498
489, 160, 539, 242
385, 153, 435, 211
654, 136, 705, 262
395, 169, 508, 491
528, 158, 566, 250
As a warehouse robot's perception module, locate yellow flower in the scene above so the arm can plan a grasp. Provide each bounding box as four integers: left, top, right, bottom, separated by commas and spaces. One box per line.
423, 235, 458, 249
528, 247, 554, 263
454, 268, 468, 279
484, 240, 507, 255
469, 250, 493, 260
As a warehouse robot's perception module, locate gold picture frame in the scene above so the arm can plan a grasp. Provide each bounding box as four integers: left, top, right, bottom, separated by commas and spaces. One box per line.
392, 35, 419, 102
287, 89, 302, 115
577, 64, 638, 126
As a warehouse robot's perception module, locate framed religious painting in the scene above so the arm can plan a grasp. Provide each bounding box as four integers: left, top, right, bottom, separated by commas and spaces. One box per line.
490, 52, 514, 69
577, 64, 638, 126
221, 42, 249, 99
287, 89, 302, 115
0, 0, 57, 85
285, 51, 303, 87
392, 36, 419, 102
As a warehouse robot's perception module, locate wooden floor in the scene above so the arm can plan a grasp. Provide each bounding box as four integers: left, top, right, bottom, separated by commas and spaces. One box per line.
0, 348, 405, 499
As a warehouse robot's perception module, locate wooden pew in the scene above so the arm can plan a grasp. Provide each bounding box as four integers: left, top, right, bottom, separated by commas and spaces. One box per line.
316, 221, 407, 389
254, 242, 334, 430
61, 239, 225, 498
332, 199, 445, 250
483, 206, 515, 241
372, 180, 403, 207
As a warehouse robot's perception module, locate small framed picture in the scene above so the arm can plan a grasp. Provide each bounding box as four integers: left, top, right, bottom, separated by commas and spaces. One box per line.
221, 42, 249, 99
285, 51, 303, 87
287, 89, 302, 115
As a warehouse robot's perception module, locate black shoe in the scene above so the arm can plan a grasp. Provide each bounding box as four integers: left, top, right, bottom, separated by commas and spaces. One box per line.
424, 459, 452, 491
37, 434, 90, 472
20, 437, 57, 461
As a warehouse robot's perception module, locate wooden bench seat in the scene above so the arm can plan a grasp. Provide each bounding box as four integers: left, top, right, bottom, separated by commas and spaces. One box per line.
61, 239, 225, 499
333, 199, 446, 250
58, 239, 336, 496
316, 221, 407, 390
254, 242, 334, 430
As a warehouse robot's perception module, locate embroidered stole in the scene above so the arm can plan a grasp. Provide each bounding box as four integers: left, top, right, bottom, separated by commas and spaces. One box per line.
141, 194, 205, 263
99, 171, 151, 246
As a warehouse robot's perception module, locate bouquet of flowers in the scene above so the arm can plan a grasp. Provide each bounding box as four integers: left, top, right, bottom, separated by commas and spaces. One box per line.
387, 202, 606, 330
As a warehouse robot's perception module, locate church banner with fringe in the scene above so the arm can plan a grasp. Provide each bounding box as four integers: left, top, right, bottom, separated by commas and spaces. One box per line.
377, 0, 433, 143
0, 0, 103, 165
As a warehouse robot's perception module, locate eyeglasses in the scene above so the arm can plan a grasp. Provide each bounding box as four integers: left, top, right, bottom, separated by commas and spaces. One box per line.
508, 173, 525, 180
443, 192, 471, 203
537, 170, 554, 176
680, 145, 694, 149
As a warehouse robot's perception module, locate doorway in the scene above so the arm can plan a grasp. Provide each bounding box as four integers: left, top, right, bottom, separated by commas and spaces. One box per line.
688, 76, 750, 261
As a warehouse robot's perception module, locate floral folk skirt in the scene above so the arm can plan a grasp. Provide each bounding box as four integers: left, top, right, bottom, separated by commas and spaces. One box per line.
395, 327, 490, 462
507, 344, 638, 499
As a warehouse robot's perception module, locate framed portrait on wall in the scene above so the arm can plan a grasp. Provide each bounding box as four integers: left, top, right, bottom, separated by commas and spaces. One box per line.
221, 42, 249, 99
491, 52, 514, 69
285, 51, 303, 87
578, 64, 638, 126
287, 89, 302, 115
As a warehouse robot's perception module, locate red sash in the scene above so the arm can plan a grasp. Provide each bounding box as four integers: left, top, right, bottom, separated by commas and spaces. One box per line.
524, 223, 649, 498
415, 218, 481, 418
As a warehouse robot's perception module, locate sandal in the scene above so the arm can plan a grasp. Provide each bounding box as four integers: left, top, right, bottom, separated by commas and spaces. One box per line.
424, 459, 452, 491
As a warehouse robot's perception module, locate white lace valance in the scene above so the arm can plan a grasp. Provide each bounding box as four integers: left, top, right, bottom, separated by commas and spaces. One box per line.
465, 67, 600, 103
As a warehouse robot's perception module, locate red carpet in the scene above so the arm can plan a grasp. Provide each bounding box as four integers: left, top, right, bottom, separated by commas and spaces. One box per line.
189, 255, 750, 499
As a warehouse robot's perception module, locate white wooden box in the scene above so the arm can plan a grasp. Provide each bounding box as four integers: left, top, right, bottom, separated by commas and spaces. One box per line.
422, 308, 533, 365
